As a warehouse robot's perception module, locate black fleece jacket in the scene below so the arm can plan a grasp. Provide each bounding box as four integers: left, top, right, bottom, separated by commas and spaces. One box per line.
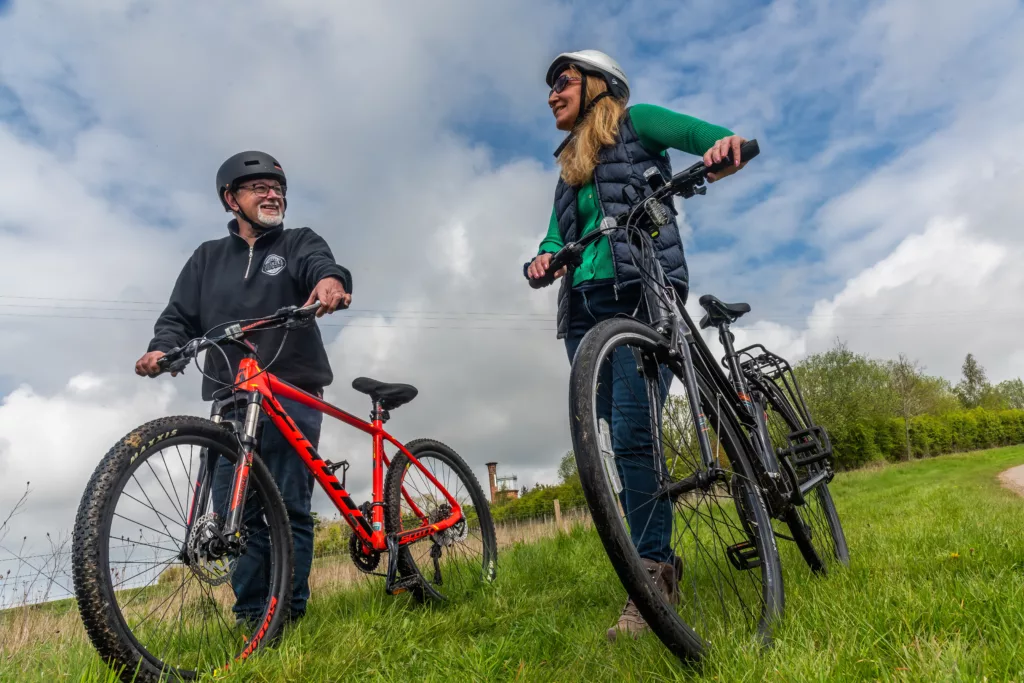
148, 221, 352, 400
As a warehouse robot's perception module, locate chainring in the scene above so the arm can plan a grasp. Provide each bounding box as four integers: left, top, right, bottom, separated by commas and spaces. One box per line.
349, 531, 381, 573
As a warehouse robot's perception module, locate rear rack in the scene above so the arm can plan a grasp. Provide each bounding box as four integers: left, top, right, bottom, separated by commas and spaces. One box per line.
732, 344, 836, 493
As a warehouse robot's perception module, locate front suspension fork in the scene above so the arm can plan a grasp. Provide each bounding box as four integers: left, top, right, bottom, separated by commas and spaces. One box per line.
180, 393, 261, 557
222, 392, 262, 539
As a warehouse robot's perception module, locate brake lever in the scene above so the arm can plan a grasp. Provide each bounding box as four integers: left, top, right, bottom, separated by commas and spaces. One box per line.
285, 301, 322, 329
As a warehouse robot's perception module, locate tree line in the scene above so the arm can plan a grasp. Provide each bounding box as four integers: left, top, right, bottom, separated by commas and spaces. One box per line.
493, 343, 1024, 517
794, 342, 1024, 468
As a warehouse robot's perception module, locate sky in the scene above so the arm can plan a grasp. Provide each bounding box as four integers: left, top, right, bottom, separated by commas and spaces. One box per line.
1, 0, 1023, 587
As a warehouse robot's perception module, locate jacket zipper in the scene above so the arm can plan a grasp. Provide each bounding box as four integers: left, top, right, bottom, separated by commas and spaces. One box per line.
242, 232, 267, 280
244, 244, 255, 279
591, 176, 620, 300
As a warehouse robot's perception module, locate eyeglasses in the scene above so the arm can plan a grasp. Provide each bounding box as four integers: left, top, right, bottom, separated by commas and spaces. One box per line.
549, 75, 580, 95
237, 182, 287, 198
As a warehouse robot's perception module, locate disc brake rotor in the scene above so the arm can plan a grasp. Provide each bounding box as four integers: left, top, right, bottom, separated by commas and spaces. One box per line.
186, 512, 237, 586
429, 504, 468, 547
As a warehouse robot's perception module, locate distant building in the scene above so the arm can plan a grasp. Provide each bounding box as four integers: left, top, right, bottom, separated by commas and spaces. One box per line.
485, 462, 519, 504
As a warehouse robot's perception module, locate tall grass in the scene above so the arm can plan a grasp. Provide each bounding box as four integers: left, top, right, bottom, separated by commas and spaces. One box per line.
2, 448, 1024, 681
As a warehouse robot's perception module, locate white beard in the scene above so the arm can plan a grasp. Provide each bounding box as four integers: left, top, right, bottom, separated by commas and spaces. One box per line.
255, 206, 284, 227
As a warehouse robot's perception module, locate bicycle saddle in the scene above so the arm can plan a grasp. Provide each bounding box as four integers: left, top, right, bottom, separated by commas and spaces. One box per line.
698, 294, 751, 330
352, 377, 419, 410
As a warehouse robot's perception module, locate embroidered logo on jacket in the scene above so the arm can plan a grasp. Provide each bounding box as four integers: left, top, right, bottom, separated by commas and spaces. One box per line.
262, 254, 286, 276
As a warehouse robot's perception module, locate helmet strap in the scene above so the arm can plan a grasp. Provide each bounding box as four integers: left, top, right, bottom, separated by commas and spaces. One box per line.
228, 186, 286, 232
551, 74, 613, 159
577, 71, 588, 129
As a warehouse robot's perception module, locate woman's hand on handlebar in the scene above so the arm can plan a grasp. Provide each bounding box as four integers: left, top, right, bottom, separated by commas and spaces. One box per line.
527, 253, 567, 282
704, 135, 749, 183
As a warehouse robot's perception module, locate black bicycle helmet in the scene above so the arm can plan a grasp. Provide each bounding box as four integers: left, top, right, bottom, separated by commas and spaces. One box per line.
216, 151, 287, 212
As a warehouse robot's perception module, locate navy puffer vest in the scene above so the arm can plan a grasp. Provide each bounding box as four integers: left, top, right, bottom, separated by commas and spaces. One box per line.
553, 108, 689, 338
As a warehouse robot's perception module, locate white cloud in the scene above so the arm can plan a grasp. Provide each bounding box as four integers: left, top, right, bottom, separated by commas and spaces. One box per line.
1, 0, 1023, 555
0, 377, 178, 535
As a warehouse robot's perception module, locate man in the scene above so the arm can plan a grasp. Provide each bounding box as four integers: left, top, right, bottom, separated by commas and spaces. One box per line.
135, 150, 352, 625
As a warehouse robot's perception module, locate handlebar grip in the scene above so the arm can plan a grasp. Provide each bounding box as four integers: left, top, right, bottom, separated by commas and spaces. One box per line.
706, 139, 760, 174
156, 350, 190, 376
524, 250, 570, 290
529, 271, 556, 289
524, 261, 555, 289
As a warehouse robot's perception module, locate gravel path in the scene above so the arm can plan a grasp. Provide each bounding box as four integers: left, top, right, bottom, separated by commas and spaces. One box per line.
997, 464, 1024, 497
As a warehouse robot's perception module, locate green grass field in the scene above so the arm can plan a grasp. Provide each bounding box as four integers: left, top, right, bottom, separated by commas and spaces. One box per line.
4, 447, 1024, 682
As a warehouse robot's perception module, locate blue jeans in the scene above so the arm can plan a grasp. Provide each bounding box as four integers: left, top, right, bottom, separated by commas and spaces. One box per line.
565, 284, 674, 564
212, 395, 322, 619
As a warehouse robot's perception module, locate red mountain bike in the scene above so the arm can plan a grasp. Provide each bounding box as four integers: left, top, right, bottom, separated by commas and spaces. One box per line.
72, 302, 497, 682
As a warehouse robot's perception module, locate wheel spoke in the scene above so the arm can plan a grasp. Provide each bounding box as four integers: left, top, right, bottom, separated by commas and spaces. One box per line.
82, 428, 290, 679
571, 324, 781, 651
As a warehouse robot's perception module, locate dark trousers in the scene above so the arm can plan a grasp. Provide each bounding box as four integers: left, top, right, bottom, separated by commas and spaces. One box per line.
212, 395, 322, 619
564, 284, 674, 564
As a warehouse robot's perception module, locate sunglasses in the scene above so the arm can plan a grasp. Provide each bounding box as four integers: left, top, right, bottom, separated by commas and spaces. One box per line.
549, 74, 581, 95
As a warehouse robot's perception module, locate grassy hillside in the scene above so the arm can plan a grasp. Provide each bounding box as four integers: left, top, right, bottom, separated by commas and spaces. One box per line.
3, 447, 1024, 682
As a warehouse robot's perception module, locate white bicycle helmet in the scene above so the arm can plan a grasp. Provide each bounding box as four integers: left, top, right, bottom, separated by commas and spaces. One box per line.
547, 50, 630, 156
546, 49, 630, 103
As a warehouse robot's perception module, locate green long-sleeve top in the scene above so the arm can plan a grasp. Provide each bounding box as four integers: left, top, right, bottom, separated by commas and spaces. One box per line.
538, 104, 733, 286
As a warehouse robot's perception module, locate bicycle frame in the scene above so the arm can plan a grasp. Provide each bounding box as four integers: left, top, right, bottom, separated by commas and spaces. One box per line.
182, 355, 464, 555
621, 232, 799, 511
635, 246, 826, 517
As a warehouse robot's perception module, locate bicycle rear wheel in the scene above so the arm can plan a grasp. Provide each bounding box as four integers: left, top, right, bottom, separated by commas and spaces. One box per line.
72, 416, 293, 682
384, 439, 497, 602
568, 318, 783, 660
755, 382, 849, 573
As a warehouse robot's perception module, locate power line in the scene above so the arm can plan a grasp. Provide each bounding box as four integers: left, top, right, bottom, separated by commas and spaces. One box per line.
2, 293, 1021, 322
1, 308, 1022, 332
0, 295, 554, 319
3, 295, 1024, 333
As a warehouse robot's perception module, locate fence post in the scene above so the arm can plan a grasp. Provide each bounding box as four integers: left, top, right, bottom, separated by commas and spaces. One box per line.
553, 499, 562, 532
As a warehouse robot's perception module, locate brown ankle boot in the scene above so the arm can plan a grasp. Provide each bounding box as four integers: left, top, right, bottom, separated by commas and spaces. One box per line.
607, 557, 680, 642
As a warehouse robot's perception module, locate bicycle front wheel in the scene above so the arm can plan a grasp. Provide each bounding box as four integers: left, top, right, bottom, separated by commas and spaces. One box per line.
569, 318, 783, 660
72, 416, 293, 682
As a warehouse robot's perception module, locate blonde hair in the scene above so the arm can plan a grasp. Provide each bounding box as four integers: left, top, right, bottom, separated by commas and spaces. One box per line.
556, 66, 627, 187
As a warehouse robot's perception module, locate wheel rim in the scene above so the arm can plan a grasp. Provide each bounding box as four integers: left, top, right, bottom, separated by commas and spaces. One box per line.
585, 331, 774, 643
101, 436, 285, 676
393, 451, 495, 599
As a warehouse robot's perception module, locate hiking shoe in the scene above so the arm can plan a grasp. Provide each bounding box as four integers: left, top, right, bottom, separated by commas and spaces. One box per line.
607, 557, 681, 642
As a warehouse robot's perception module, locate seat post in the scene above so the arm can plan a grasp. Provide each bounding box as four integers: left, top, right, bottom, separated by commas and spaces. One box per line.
370, 399, 390, 424
718, 322, 738, 358
718, 321, 755, 412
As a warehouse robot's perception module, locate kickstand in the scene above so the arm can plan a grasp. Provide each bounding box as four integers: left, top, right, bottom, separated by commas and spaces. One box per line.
384, 534, 445, 600
430, 541, 443, 585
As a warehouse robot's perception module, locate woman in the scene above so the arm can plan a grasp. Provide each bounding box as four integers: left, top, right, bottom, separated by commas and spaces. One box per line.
525, 50, 749, 641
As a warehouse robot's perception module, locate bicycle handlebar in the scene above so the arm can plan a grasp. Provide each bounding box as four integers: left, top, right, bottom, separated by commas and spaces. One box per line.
155, 301, 322, 376
524, 139, 760, 289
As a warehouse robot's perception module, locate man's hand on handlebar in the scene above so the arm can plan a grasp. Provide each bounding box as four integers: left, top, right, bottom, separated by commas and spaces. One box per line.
704, 135, 749, 183
304, 277, 351, 318
135, 350, 174, 378
527, 253, 567, 283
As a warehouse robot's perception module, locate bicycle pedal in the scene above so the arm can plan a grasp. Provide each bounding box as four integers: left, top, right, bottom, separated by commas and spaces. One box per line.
383, 534, 445, 600
726, 540, 762, 571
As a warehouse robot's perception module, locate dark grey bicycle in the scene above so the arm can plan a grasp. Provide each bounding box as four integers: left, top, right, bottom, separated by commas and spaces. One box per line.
528, 140, 847, 660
